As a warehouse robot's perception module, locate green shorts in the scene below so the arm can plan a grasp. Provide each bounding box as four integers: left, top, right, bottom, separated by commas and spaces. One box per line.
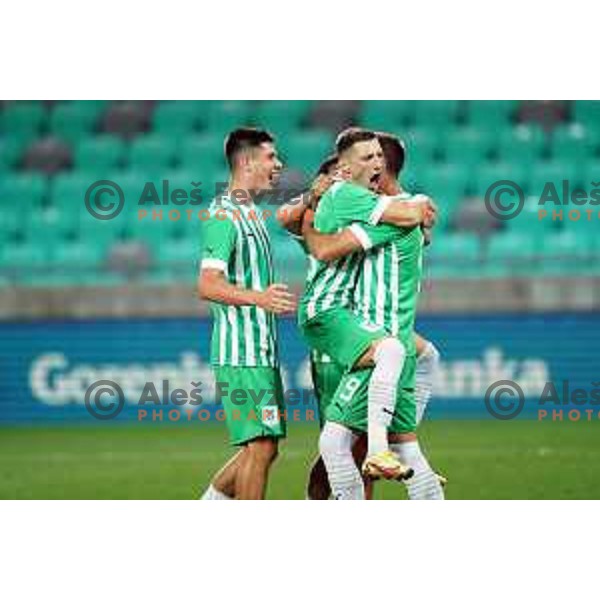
214, 366, 287, 446
325, 355, 417, 434
310, 357, 345, 428
300, 307, 386, 371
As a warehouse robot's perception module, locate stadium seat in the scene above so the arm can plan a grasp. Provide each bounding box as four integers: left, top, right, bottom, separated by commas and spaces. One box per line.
51, 172, 95, 209
128, 134, 178, 171
74, 135, 126, 174
0, 206, 23, 238
284, 131, 334, 176
1, 173, 47, 208
153, 101, 208, 135
539, 230, 595, 276
413, 101, 460, 130
443, 126, 496, 166
486, 231, 539, 277
0, 102, 46, 137
359, 101, 416, 129
427, 232, 481, 278
49, 102, 102, 142
527, 160, 579, 197
0, 138, 27, 171
469, 161, 527, 197
255, 101, 312, 134
549, 124, 598, 164
495, 124, 547, 164
466, 100, 518, 127
204, 101, 253, 135
177, 134, 225, 173
573, 101, 600, 128
0, 238, 53, 270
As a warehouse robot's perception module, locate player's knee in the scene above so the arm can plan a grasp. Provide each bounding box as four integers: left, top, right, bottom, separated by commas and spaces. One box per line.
374, 336, 405, 364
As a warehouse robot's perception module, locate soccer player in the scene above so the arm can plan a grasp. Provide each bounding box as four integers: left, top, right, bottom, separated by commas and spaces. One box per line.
302, 131, 444, 500
198, 127, 295, 500
297, 128, 434, 488
280, 150, 441, 499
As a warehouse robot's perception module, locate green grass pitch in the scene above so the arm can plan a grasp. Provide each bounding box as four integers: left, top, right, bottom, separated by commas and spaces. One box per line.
1, 420, 599, 499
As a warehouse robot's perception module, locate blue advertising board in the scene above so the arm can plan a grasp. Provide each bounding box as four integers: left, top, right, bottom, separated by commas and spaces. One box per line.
0, 313, 599, 424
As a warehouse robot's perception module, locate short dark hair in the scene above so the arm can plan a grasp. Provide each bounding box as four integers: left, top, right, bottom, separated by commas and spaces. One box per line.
224, 127, 274, 169
376, 132, 405, 177
316, 154, 338, 177
335, 127, 376, 156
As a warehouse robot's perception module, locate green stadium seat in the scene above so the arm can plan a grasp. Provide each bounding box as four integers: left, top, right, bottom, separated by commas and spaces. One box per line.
469, 161, 527, 196
204, 101, 252, 135
26, 207, 78, 241
51, 173, 95, 209
527, 160, 579, 197
573, 101, 600, 127
255, 101, 312, 134
74, 135, 126, 173
1, 173, 47, 207
503, 195, 560, 235
496, 124, 547, 164
177, 134, 225, 173
52, 238, 104, 267
359, 101, 416, 129
402, 126, 441, 170
549, 124, 597, 164
153, 101, 207, 135
539, 230, 595, 276
284, 131, 333, 175
443, 127, 496, 166
0, 206, 23, 237
128, 134, 177, 171
49, 102, 101, 142
420, 162, 470, 203
0, 102, 46, 137
0, 138, 28, 171
0, 239, 53, 270
485, 231, 538, 277
413, 101, 460, 130
466, 100, 517, 127
427, 233, 481, 278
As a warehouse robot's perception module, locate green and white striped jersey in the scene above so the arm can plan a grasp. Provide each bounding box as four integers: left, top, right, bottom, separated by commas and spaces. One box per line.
200, 196, 278, 367
353, 217, 424, 356
298, 181, 392, 324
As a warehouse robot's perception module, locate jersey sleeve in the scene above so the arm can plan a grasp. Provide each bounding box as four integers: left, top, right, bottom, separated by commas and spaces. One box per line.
332, 182, 391, 227
200, 214, 237, 272
347, 222, 405, 250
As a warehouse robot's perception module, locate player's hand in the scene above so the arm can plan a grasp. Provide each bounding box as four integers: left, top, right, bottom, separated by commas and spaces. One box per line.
309, 174, 333, 209
256, 283, 297, 314
423, 199, 438, 228
301, 208, 315, 237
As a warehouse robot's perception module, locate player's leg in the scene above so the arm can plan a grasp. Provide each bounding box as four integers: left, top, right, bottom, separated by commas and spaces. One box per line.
350, 434, 374, 500
200, 448, 245, 499
389, 355, 444, 500
355, 336, 407, 464
235, 437, 279, 499
319, 421, 364, 500
301, 309, 408, 479
306, 357, 345, 500
308, 437, 373, 500
414, 332, 441, 425
216, 365, 287, 500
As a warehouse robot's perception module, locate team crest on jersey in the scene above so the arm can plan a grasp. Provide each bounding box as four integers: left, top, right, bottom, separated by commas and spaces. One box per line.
261, 406, 280, 426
